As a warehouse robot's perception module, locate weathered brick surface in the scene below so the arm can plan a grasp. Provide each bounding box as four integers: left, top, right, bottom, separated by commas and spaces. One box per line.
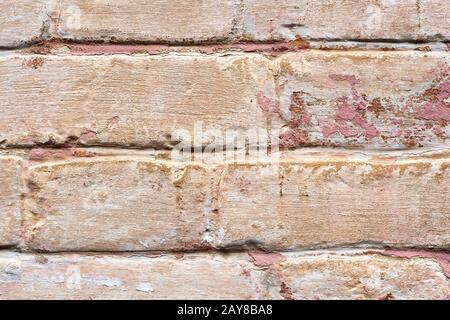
213, 156, 450, 250
0, 157, 23, 247
52, 0, 450, 43
0, 0, 449, 301
420, 0, 450, 41
0, 0, 449, 47
0, 252, 263, 299
273, 51, 450, 149
264, 252, 449, 300
0, 251, 447, 299
56, 0, 240, 43
1, 51, 449, 150
0, 0, 50, 48
24, 159, 210, 252
0, 54, 272, 148
242, 0, 422, 41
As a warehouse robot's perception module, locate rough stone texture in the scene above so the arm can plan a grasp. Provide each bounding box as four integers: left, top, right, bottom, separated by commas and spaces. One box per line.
56, 0, 240, 43
212, 156, 450, 250
0, 157, 23, 247
264, 252, 449, 300
241, 0, 423, 41
2, 51, 449, 150
420, 0, 450, 41
241, 0, 449, 42
0, 0, 449, 301
273, 51, 450, 149
0, 1, 448, 48
0, 251, 447, 299
50, 0, 450, 43
0, 54, 272, 148
0, 0, 50, 47
0, 252, 264, 299
24, 159, 211, 252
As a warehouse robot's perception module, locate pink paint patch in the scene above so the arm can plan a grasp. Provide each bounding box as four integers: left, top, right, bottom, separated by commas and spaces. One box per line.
362, 124, 380, 139
437, 82, 450, 101
391, 119, 404, 125
329, 74, 360, 86
433, 126, 446, 137
248, 250, 287, 268
385, 129, 403, 138
336, 100, 359, 121
256, 92, 279, 113
279, 128, 307, 148
242, 268, 252, 277
416, 102, 450, 121
79, 130, 98, 142
29, 148, 48, 160
322, 124, 338, 138
69, 44, 170, 55
256, 93, 272, 112
29, 148, 96, 161
382, 250, 450, 278
29, 148, 71, 161
338, 124, 360, 138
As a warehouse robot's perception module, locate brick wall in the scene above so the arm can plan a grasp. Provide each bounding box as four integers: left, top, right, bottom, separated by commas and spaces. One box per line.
0, 0, 449, 300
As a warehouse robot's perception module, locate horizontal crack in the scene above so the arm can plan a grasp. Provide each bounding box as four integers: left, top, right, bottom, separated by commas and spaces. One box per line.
0, 39, 447, 55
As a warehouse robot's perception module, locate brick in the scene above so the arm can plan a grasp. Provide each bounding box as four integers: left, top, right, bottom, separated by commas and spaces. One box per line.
56, 0, 240, 43
51, 1, 450, 43
263, 252, 449, 300
273, 51, 450, 149
1, 251, 447, 299
2, 51, 448, 150
0, 157, 23, 247
0, 0, 50, 47
212, 156, 450, 250
0, 54, 272, 148
0, 252, 264, 299
24, 159, 211, 251
241, 0, 424, 41
420, 0, 450, 40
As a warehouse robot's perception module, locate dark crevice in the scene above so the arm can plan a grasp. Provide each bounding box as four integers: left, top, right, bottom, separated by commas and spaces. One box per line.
5, 242, 450, 256
0, 37, 448, 52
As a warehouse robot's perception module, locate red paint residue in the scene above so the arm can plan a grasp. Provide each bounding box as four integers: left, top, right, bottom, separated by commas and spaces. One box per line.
22, 57, 45, 69
416, 102, 450, 121
67, 40, 309, 56
279, 128, 308, 148
30, 148, 96, 161
276, 91, 313, 148
248, 250, 287, 268
328, 74, 360, 86
242, 268, 252, 277
29, 148, 72, 161
320, 75, 381, 141
256, 92, 280, 113
79, 129, 98, 142
415, 80, 450, 121
69, 44, 170, 55
433, 125, 446, 137
382, 250, 450, 278
280, 282, 294, 300
378, 293, 395, 300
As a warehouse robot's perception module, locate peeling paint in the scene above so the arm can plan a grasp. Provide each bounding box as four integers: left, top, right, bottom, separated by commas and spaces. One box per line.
248, 251, 287, 268
382, 250, 450, 278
